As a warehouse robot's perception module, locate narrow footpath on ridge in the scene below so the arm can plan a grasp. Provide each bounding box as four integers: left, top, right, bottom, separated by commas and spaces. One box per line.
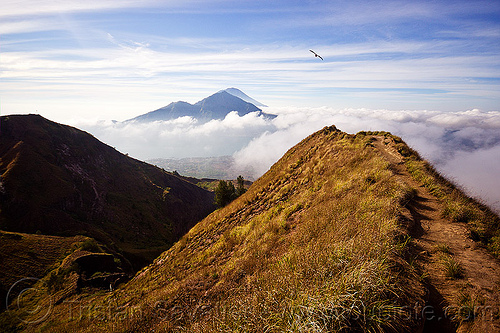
372, 136, 500, 333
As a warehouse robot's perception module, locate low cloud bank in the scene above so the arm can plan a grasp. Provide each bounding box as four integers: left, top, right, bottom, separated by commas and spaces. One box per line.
234, 107, 500, 212
74, 111, 274, 159
73, 107, 500, 213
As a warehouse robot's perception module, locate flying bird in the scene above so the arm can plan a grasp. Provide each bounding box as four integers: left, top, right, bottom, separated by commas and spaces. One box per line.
309, 49, 323, 60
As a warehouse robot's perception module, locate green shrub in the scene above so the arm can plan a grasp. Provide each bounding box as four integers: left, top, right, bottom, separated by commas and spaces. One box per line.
79, 238, 101, 252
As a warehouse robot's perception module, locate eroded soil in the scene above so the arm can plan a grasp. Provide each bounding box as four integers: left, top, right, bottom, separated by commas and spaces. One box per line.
373, 136, 500, 333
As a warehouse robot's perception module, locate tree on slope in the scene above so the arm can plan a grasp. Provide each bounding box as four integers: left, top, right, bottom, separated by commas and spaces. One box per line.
236, 175, 246, 197
215, 176, 247, 208
215, 180, 236, 207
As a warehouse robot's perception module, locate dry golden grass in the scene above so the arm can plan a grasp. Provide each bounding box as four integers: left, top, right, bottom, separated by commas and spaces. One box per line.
8, 127, 500, 333
4, 127, 428, 333
0, 231, 89, 291
403, 145, 500, 257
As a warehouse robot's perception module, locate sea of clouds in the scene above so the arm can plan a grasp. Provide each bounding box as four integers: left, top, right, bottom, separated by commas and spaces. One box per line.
73, 107, 500, 213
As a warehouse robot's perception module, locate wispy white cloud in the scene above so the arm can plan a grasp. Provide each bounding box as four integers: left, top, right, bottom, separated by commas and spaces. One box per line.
0, 18, 65, 34
1, 0, 269, 21
1, 0, 177, 18
231, 107, 500, 212
69, 106, 500, 212
286, 1, 439, 27
2, 33, 499, 120
262, 0, 500, 30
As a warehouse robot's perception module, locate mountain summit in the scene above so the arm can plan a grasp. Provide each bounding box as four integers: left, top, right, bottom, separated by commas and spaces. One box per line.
223, 87, 267, 107
127, 88, 274, 123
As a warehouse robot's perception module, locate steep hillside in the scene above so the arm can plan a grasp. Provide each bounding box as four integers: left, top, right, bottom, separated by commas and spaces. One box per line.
0, 231, 87, 311
0, 115, 215, 269
4, 127, 500, 332
0, 229, 130, 317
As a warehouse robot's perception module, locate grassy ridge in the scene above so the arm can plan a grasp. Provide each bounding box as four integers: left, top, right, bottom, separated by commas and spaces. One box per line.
358, 130, 500, 257
0, 231, 90, 311
385, 133, 500, 257
13, 127, 426, 332
8, 126, 499, 332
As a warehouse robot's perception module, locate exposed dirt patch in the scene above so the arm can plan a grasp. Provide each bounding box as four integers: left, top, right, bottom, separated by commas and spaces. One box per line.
373, 136, 500, 333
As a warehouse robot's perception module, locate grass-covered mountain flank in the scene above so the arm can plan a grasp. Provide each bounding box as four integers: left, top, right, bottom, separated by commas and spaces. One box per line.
0, 115, 215, 269
3, 126, 500, 332
0, 230, 89, 311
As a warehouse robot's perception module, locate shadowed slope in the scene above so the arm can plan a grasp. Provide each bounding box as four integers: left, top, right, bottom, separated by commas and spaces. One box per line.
0, 115, 215, 269
0, 231, 89, 311
13, 126, 426, 332
6, 126, 500, 332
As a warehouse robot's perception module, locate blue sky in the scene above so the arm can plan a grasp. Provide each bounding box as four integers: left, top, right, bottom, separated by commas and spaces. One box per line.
2, 0, 499, 121
2, 0, 500, 211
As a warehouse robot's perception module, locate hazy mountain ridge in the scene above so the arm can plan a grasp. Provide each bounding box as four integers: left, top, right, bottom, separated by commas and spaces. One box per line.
0, 115, 216, 270
127, 88, 274, 123
7, 125, 500, 332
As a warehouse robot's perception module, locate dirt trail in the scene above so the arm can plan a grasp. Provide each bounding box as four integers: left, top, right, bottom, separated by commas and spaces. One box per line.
372, 136, 500, 333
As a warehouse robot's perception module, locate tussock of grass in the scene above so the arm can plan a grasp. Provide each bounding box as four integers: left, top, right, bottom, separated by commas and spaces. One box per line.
440, 254, 465, 279
79, 238, 102, 253
447, 291, 485, 324
442, 190, 478, 223
456, 292, 478, 322
434, 243, 451, 254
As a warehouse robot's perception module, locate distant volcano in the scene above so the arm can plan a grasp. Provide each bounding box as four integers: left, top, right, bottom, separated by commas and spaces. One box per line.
127, 88, 274, 123
224, 87, 267, 107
